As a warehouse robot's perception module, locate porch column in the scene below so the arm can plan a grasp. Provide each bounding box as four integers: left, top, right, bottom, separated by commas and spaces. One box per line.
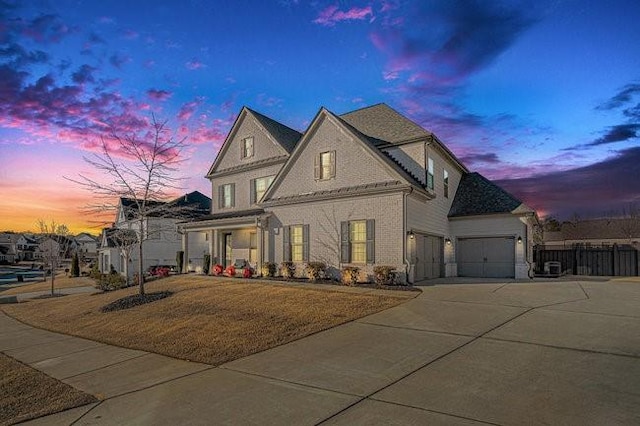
257, 221, 263, 274
208, 229, 215, 272
182, 232, 189, 273
213, 229, 219, 265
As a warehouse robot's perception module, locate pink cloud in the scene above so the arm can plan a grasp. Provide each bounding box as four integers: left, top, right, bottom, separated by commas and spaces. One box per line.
147, 89, 172, 101
177, 98, 204, 122
313, 5, 373, 26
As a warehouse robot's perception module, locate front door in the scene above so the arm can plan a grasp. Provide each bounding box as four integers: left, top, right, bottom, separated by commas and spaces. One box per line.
223, 233, 233, 267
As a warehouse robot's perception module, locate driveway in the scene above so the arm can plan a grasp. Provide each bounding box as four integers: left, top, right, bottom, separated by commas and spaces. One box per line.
4, 278, 640, 425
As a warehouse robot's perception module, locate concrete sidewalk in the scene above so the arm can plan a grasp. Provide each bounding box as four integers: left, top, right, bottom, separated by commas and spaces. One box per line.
2, 278, 640, 425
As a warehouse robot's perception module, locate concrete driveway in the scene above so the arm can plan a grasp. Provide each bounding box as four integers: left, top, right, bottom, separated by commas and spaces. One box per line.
4, 278, 640, 425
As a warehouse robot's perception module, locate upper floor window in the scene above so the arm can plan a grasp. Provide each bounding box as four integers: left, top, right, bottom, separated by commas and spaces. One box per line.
241, 137, 254, 159
314, 151, 335, 180
218, 183, 235, 209
443, 169, 449, 198
427, 158, 434, 190
251, 175, 275, 204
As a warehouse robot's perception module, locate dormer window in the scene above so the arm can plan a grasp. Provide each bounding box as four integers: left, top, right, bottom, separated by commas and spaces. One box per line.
242, 137, 254, 159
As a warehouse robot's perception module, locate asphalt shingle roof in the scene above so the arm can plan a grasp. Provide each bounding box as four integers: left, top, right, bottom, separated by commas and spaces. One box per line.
248, 108, 302, 153
120, 191, 211, 220
187, 208, 265, 223
449, 172, 523, 217
340, 103, 432, 146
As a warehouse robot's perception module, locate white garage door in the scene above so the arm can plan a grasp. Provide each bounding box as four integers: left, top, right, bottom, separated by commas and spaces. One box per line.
457, 237, 515, 278
415, 235, 443, 280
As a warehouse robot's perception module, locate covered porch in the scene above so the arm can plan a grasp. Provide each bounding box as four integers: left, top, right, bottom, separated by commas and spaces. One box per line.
178, 209, 269, 274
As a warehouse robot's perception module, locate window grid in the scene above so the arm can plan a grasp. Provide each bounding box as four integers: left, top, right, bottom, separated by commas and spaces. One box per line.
320, 152, 332, 180
350, 220, 367, 263
291, 225, 303, 262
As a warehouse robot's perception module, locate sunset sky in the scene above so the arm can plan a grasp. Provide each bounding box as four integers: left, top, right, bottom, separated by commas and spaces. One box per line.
1, 0, 639, 234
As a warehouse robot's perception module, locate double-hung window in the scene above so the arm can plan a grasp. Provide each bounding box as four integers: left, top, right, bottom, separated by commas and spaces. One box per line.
250, 175, 275, 204
241, 137, 254, 159
341, 219, 375, 264
283, 224, 309, 262
427, 158, 434, 190
218, 183, 235, 209
314, 151, 335, 180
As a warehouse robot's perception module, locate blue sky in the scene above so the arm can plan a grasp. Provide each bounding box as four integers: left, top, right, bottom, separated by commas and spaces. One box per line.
1, 0, 639, 231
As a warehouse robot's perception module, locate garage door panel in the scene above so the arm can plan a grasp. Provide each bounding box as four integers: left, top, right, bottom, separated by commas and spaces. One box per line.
457, 237, 514, 278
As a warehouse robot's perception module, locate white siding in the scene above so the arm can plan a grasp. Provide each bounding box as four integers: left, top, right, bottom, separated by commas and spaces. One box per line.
270, 115, 398, 199
210, 162, 283, 212
215, 113, 287, 171
267, 193, 405, 281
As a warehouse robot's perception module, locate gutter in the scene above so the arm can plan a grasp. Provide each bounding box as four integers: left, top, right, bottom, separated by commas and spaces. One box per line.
403, 188, 413, 285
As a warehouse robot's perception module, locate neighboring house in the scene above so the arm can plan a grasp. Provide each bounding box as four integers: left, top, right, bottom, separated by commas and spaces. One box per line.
75, 232, 99, 261
98, 191, 211, 277
543, 218, 640, 249
0, 233, 19, 263
16, 234, 39, 261
179, 104, 537, 282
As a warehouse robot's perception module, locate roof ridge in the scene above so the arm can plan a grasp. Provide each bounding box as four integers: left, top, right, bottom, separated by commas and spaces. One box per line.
339, 102, 387, 116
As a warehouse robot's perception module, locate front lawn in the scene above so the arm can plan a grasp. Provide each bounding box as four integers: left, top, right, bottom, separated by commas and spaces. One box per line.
1, 276, 411, 365
0, 353, 96, 425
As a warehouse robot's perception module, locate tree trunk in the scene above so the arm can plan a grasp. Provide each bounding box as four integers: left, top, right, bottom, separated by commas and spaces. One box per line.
138, 219, 145, 295
50, 260, 55, 296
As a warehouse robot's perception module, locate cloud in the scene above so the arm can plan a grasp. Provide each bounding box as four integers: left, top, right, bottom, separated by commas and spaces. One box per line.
596, 83, 640, 110
109, 53, 131, 69
71, 64, 96, 85
122, 29, 139, 40
18, 13, 74, 44
185, 59, 205, 70
147, 89, 172, 102
497, 147, 640, 219
459, 152, 500, 165
177, 98, 204, 122
590, 124, 640, 146
313, 5, 373, 26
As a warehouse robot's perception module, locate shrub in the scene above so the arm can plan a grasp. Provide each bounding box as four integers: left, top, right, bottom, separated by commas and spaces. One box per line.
305, 262, 326, 281
280, 261, 295, 279
203, 254, 211, 275
154, 267, 170, 278
212, 264, 224, 276
341, 266, 360, 286
243, 267, 253, 279
260, 262, 277, 277
373, 265, 396, 286
89, 262, 101, 280
95, 271, 126, 291
224, 265, 236, 277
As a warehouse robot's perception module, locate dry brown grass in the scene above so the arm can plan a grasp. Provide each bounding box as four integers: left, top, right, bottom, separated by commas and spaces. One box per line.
2, 276, 409, 365
1, 275, 95, 296
0, 353, 96, 425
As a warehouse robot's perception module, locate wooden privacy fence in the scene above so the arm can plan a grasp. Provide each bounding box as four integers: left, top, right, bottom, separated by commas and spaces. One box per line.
534, 245, 639, 276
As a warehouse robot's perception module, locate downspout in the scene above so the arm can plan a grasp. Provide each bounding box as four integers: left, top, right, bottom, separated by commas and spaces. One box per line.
403, 188, 414, 285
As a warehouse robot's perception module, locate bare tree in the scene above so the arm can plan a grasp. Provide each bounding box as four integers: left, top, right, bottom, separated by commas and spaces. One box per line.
37, 219, 72, 296
109, 227, 139, 286
619, 204, 639, 245
68, 115, 186, 295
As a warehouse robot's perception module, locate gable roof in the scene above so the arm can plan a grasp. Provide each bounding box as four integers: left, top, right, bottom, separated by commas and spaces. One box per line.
340, 103, 468, 173
119, 191, 211, 220
206, 107, 302, 177
247, 108, 301, 153
262, 107, 433, 203
340, 103, 431, 145
448, 172, 526, 217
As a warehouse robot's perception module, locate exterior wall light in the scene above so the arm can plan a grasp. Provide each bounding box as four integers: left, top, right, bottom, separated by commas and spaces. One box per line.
408, 230, 415, 239
445, 238, 451, 245
517, 236, 523, 244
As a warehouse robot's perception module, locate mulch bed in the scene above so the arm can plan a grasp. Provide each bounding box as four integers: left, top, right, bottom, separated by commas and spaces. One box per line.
100, 291, 173, 312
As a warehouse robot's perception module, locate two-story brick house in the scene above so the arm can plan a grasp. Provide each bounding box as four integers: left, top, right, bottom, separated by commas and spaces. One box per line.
180, 104, 537, 282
